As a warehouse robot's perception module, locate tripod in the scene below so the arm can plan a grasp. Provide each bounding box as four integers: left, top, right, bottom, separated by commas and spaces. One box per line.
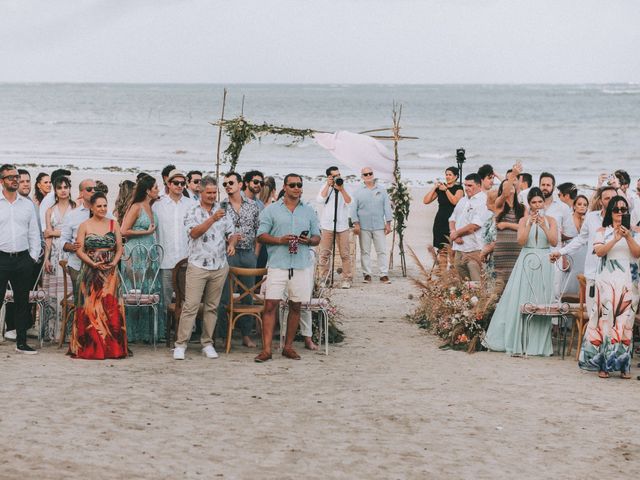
330, 187, 339, 287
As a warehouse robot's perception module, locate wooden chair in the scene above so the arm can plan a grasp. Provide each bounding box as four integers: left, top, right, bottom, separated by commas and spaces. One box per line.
568, 274, 588, 360
165, 258, 188, 347
225, 267, 267, 354
57, 259, 76, 347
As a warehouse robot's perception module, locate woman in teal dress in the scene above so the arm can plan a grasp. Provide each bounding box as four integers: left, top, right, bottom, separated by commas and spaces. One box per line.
483, 187, 559, 356
120, 175, 161, 343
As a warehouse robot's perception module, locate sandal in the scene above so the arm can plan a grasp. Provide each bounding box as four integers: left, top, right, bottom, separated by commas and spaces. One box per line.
281, 346, 301, 360
598, 371, 610, 379
254, 351, 272, 363
621, 372, 632, 379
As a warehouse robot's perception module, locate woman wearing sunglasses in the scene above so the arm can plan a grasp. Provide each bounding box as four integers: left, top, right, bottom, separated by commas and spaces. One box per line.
579, 196, 640, 379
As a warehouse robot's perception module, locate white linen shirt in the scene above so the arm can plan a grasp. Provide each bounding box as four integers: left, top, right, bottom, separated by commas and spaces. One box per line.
152, 195, 195, 269
449, 191, 489, 253
0, 194, 42, 261
316, 187, 351, 232
39, 190, 55, 229
545, 197, 575, 238
558, 210, 603, 281
60, 205, 90, 271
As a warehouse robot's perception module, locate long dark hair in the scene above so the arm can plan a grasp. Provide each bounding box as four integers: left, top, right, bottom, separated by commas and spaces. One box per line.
602, 195, 629, 228
53, 176, 76, 209
88, 192, 107, 218
496, 180, 525, 223
34, 172, 49, 203
131, 175, 156, 205
527, 187, 544, 205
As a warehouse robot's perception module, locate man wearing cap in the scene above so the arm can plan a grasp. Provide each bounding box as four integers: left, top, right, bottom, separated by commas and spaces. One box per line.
153, 169, 195, 331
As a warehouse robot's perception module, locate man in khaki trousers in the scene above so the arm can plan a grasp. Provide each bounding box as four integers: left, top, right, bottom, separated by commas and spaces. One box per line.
173, 176, 237, 360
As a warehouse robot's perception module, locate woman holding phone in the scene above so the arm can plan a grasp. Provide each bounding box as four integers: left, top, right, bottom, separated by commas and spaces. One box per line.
579, 196, 640, 379
69, 192, 127, 359
483, 187, 558, 356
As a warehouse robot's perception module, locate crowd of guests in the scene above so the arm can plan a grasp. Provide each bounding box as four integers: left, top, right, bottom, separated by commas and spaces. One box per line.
425, 164, 640, 379
0, 162, 393, 363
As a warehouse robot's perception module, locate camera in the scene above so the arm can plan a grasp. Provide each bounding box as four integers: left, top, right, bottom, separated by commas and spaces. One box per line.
334, 177, 344, 187
456, 148, 466, 164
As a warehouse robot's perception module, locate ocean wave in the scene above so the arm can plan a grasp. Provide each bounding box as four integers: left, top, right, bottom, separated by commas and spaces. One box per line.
601, 88, 640, 95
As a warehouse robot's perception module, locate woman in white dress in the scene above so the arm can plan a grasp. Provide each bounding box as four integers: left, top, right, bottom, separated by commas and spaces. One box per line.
42, 176, 76, 341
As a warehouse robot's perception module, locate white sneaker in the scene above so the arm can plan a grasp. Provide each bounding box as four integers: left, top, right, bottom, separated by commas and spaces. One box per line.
173, 346, 185, 360
202, 345, 219, 359
340, 281, 351, 289
4, 329, 16, 341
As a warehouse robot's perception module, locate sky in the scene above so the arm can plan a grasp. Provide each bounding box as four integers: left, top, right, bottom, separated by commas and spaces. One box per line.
1, 0, 639, 84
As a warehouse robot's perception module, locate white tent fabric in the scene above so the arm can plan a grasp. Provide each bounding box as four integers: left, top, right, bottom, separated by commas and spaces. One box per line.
313, 131, 395, 182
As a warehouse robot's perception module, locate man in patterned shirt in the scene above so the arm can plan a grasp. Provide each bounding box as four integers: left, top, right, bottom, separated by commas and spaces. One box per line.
173, 176, 237, 360
217, 171, 261, 348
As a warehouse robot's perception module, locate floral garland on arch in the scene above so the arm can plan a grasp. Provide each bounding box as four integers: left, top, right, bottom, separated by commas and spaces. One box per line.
387, 179, 411, 275
218, 117, 315, 171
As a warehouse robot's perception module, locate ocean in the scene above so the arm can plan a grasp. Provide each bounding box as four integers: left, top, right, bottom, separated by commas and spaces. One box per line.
1, 83, 639, 185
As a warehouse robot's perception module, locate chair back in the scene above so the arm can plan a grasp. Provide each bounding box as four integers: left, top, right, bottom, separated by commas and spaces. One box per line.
312, 248, 332, 300
577, 273, 586, 307
520, 251, 572, 316
118, 243, 163, 306
59, 259, 73, 300
171, 258, 189, 310
228, 267, 268, 306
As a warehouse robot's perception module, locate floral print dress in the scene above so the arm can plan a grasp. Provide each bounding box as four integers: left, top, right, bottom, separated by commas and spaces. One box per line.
579, 227, 639, 374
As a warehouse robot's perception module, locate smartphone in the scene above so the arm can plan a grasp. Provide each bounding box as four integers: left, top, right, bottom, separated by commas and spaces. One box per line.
300, 230, 309, 238
622, 213, 631, 230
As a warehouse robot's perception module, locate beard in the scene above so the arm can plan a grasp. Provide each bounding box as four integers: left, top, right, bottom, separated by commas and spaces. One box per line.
541, 190, 552, 199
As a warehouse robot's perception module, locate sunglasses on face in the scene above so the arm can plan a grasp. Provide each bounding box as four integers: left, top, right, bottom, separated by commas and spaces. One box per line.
171, 181, 185, 187
84, 186, 95, 192
287, 182, 303, 189
222, 181, 235, 187
2, 175, 19, 181
362, 172, 373, 177
612, 207, 629, 214
252, 179, 264, 186
192, 179, 201, 184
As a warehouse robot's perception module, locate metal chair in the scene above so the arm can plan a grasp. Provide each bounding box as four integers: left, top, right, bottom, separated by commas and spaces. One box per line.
118, 243, 163, 348
1, 262, 48, 346
224, 266, 267, 353
165, 258, 188, 347
279, 248, 332, 355
519, 252, 573, 358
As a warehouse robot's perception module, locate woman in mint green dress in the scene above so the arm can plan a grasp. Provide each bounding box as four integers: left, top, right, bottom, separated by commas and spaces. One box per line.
120, 175, 162, 343
483, 187, 558, 356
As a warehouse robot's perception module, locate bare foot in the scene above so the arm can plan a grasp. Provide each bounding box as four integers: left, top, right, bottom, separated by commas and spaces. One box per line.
621, 372, 631, 379
242, 336, 257, 348
304, 337, 318, 351
598, 371, 609, 379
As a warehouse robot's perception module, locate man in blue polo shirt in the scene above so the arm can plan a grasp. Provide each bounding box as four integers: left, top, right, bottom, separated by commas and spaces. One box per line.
255, 173, 321, 362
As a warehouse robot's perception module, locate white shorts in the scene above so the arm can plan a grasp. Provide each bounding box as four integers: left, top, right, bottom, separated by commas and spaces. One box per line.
264, 267, 313, 302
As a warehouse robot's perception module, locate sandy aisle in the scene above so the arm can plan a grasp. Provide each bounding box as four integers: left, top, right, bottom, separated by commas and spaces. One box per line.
1, 173, 639, 478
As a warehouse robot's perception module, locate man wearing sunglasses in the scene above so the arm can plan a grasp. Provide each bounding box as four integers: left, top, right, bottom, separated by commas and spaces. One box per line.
183, 170, 202, 201
351, 168, 393, 284
217, 172, 261, 349
255, 173, 320, 362
317, 166, 353, 289
61, 179, 100, 293
242, 170, 266, 211
0, 164, 42, 354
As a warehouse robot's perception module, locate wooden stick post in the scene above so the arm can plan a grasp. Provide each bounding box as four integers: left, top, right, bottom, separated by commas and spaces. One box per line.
388, 103, 408, 276
214, 88, 227, 201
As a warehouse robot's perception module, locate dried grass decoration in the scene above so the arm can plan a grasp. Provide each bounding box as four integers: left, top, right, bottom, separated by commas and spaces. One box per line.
407, 246, 498, 353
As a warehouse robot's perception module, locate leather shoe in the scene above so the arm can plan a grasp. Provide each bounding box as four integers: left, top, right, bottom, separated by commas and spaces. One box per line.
282, 346, 301, 360
254, 351, 272, 363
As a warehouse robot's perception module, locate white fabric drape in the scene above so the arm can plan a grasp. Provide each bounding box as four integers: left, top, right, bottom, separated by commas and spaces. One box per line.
313, 131, 395, 182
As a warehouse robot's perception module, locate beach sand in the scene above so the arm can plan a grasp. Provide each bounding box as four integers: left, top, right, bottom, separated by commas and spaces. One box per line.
1, 172, 639, 478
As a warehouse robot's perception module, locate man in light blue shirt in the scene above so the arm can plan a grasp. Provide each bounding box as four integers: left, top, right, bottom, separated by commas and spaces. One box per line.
255, 173, 320, 363
351, 167, 393, 284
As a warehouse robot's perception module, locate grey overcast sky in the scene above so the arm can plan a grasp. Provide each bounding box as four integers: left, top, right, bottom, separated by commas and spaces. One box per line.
1, 0, 639, 83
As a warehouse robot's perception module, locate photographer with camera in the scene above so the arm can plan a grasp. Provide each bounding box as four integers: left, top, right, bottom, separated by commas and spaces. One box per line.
316, 166, 353, 289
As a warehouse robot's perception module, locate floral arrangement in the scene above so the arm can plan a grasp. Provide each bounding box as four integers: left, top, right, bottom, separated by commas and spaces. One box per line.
407, 247, 498, 353
387, 179, 411, 276
218, 117, 315, 171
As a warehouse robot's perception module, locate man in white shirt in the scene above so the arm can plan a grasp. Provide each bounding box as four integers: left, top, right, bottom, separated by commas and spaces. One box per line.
517, 173, 532, 206
449, 173, 488, 282
540, 172, 575, 241
550, 186, 617, 314
0, 164, 42, 354
316, 166, 352, 288
60, 179, 96, 294
153, 169, 195, 333
183, 170, 202, 201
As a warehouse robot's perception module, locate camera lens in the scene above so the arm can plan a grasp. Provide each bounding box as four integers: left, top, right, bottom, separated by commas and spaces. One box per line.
335, 177, 344, 187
